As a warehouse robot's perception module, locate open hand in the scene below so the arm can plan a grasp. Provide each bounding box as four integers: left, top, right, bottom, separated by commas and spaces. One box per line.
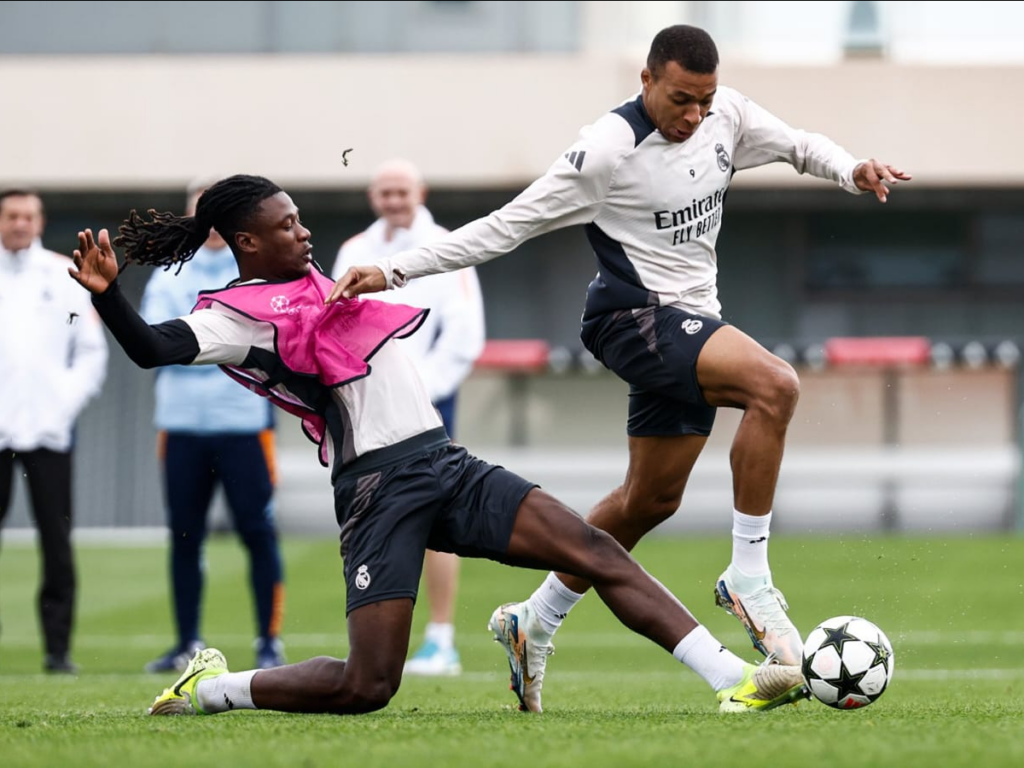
853, 159, 913, 203
69, 228, 120, 294
324, 265, 388, 304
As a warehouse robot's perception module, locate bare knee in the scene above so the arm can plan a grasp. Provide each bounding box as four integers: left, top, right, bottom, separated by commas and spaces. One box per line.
337, 677, 399, 714
621, 483, 683, 530
751, 359, 800, 425
317, 658, 401, 715
576, 525, 636, 580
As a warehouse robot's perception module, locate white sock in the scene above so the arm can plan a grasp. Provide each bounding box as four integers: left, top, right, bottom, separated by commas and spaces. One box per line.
731, 509, 772, 578
196, 670, 258, 713
528, 572, 585, 637
425, 622, 455, 651
672, 625, 746, 691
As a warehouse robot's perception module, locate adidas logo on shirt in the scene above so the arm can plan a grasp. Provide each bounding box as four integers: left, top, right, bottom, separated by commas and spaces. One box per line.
564, 150, 586, 172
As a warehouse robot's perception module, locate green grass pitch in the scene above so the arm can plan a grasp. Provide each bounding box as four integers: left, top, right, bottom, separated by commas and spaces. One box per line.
1, 534, 1022, 768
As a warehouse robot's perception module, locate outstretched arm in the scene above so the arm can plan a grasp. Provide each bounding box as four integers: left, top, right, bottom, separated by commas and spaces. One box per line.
326, 117, 634, 303
730, 90, 912, 202
324, 169, 603, 304
326, 173, 601, 305
69, 228, 200, 369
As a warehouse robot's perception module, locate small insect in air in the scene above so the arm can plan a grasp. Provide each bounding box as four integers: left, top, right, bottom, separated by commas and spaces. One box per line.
342, 148, 354, 167
67, 312, 79, 325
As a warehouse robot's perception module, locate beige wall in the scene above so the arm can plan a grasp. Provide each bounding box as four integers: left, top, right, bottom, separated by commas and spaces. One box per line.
273, 365, 1021, 533
3, 54, 1023, 190
275, 365, 1017, 452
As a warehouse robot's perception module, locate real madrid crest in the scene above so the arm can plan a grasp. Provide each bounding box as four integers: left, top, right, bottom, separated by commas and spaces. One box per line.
355, 564, 372, 590
715, 143, 731, 173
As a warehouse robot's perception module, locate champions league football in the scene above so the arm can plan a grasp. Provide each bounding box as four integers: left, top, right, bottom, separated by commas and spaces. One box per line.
801, 616, 895, 710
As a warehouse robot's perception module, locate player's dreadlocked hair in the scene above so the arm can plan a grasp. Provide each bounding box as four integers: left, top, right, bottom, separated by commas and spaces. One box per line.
114, 174, 283, 272
647, 25, 719, 77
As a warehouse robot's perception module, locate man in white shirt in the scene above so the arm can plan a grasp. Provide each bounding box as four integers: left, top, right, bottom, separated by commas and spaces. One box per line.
329, 25, 911, 712
0, 189, 108, 674
333, 159, 486, 676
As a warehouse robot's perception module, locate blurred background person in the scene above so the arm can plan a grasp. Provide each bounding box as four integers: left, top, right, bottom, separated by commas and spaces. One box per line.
139, 179, 286, 673
0, 189, 108, 674
332, 158, 486, 676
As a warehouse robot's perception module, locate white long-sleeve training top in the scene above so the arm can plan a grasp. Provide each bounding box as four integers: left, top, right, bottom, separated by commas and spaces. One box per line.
333, 206, 485, 403
376, 86, 864, 322
0, 239, 109, 452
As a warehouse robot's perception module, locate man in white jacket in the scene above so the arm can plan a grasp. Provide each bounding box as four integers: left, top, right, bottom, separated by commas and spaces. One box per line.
332, 159, 485, 676
0, 189, 108, 673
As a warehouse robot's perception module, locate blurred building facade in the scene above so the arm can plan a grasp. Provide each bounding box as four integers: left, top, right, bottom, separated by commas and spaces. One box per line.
2, 1, 1022, 533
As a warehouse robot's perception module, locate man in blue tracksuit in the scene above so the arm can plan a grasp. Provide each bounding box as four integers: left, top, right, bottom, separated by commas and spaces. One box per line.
140, 180, 286, 673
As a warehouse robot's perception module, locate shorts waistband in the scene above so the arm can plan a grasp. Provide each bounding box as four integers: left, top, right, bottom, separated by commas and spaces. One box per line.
333, 427, 450, 481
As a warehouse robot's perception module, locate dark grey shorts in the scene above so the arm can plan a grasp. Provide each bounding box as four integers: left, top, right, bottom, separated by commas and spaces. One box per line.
581, 306, 727, 437
333, 433, 537, 614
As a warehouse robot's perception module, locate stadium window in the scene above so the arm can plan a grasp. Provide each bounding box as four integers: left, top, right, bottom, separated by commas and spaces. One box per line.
976, 213, 1024, 286
844, 0, 886, 58
805, 211, 967, 291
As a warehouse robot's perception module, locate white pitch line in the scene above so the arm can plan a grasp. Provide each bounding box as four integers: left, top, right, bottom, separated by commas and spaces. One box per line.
0, 633, 347, 649
2, 629, 1023, 650
1, 527, 168, 546
894, 668, 1024, 681
459, 668, 1024, 683
884, 630, 1024, 645
482, 630, 1024, 648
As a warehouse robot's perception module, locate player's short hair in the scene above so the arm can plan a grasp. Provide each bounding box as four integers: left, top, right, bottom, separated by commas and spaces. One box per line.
647, 25, 719, 77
